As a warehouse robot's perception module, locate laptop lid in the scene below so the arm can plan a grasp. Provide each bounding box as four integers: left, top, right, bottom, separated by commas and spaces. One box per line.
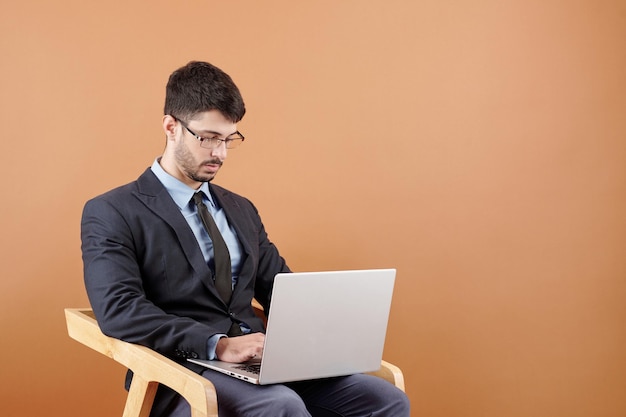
189, 268, 396, 385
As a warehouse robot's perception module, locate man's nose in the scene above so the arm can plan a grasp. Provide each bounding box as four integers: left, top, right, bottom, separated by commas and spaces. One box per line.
210, 141, 228, 159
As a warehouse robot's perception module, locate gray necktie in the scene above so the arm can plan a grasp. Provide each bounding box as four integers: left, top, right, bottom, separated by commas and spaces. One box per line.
192, 192, 233, 304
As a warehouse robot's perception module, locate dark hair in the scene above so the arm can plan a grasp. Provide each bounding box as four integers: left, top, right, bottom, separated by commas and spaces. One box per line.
164, 61, 246, 122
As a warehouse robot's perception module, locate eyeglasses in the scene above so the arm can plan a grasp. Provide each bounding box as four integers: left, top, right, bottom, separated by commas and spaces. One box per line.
175, 117, 245, 149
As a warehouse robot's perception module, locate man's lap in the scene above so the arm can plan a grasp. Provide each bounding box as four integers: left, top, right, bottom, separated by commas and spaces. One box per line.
155, 369, 409, 417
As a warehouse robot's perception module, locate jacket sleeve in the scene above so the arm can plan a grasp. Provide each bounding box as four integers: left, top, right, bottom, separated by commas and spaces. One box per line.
81, 195, 216, 361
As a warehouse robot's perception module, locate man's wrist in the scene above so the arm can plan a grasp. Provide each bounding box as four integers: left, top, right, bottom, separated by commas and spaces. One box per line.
207, 334, 227, 359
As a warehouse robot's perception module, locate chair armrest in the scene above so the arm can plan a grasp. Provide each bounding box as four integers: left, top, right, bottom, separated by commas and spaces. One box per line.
252, 298, 265, 318
366, 360, 406, 392
65, 308, 218, 417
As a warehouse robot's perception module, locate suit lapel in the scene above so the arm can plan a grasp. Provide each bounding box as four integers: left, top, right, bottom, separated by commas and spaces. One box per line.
134, 169, 217, 294
210, 184, 255, 297
210, 185, 254, 255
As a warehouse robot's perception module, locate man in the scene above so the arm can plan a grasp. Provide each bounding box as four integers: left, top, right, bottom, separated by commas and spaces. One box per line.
81, 61, 410, 417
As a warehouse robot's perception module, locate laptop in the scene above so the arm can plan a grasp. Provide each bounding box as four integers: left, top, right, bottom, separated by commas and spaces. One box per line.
188, 268, 396, 385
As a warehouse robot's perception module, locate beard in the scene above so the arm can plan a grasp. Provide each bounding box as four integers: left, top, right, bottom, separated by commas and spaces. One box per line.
175, 140, 223, 183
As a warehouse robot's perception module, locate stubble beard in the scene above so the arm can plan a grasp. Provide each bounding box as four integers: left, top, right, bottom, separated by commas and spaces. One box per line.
175, 141, 222, 183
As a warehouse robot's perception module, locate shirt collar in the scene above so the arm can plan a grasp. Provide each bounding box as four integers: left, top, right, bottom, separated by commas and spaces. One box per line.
150, 158, 215, 209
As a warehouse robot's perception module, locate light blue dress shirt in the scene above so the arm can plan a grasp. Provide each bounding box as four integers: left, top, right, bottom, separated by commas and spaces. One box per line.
151, 159, 243, 283
151, 159, 246, 359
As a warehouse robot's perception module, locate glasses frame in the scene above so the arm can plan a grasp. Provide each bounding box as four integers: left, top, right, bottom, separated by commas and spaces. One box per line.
173, 116, 245, 149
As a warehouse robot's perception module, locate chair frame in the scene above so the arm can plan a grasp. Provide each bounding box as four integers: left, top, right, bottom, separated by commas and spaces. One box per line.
65, 307, 404, 417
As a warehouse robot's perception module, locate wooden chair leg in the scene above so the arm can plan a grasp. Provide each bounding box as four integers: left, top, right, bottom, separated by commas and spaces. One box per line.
122, 374, 159, 417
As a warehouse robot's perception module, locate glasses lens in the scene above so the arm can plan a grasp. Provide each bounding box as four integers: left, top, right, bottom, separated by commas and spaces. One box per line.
198, 138, 218, 149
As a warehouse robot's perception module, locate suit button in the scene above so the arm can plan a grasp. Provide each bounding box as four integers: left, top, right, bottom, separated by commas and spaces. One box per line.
191, 352, 199, 359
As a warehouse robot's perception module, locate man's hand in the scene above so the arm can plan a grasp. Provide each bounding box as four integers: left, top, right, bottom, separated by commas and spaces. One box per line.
215, 332, 265, 363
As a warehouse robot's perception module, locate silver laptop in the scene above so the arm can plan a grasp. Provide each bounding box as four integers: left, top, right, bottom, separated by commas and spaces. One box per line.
188, 268, 396, 385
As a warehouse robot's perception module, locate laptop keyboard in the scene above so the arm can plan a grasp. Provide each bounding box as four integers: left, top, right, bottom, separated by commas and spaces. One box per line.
233, 363, 261, 375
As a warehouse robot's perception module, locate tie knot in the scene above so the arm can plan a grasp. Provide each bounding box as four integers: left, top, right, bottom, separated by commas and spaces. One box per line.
192, 192, 206, 207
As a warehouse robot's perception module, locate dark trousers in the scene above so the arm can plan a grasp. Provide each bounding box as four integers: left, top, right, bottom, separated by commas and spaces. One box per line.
154, 369, 410, 417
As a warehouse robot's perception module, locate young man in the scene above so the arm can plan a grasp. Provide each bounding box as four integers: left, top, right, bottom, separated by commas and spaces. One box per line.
81, 61, 410, 417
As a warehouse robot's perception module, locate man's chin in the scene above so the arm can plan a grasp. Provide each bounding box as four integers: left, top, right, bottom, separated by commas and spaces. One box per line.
191, 173, 217, 183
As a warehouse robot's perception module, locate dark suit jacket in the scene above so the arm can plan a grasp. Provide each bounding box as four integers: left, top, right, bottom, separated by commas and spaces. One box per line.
81, 168, 290, 401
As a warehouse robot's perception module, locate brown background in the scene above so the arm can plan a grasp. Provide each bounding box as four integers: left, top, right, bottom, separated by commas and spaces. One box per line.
1, 1, 625, 416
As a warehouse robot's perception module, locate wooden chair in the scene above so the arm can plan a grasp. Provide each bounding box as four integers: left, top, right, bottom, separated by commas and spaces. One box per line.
65, 305, 405, 417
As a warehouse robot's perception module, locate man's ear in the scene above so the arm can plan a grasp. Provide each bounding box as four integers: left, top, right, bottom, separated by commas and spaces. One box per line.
162, 115, 178, 138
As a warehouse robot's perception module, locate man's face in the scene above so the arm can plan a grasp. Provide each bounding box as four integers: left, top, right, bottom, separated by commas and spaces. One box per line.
164, 110, 239, 187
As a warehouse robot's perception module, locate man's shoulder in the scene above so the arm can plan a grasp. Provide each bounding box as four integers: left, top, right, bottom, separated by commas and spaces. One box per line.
85, 168, 156, 205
